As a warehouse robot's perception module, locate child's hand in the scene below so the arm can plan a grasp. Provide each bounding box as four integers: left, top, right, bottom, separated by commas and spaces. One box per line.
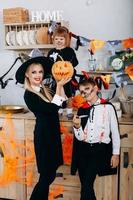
110, 155, 119, 168
73, 115, 81, 129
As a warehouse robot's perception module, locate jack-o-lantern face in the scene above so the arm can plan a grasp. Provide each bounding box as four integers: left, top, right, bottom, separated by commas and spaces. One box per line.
52, 61, 74, 81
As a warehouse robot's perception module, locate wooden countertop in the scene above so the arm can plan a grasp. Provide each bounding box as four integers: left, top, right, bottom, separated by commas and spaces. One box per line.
118, 117, 133, 125
0, 110, 35, 120
0, 110, 133, 125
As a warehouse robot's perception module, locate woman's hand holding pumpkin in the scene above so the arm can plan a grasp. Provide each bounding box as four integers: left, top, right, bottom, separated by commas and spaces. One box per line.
56, 78, 71, 87
56, 78, 71, 97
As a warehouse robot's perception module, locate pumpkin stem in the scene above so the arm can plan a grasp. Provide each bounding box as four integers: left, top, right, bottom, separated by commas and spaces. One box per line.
57, 55, 64, 61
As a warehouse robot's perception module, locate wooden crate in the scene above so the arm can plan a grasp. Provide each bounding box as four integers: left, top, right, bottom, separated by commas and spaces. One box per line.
3, 7, 29, 24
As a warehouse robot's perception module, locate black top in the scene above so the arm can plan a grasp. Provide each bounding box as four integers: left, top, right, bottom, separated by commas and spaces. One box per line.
47, 47, 79, 97
47, 47, 78, 67
24, 90, 63, 175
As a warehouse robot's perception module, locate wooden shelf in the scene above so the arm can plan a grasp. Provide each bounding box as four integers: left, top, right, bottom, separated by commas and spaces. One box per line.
76, 71, 133, 85
88, 71, 113, 74
3, 20, 68, 26
4, 21, 69, 50
76, 71, 118, 77
4, 44, 54, 50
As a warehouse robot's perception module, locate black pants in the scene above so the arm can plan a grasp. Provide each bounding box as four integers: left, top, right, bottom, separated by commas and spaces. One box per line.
29, 171, 56, 200
77, 142, 115, 200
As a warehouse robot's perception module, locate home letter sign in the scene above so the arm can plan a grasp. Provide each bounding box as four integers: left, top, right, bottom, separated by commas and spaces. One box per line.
31, 10, 63, 22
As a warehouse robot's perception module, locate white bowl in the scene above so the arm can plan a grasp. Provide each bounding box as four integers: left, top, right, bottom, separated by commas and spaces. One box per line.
6, 31, 13, 46
16, 31, 24, 46
28, 30, 37, 45
22, 30, 29, 46
10, 31, 17, 46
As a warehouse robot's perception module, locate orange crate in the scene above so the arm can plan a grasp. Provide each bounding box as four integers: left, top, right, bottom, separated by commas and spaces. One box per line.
3, 7, 29, 24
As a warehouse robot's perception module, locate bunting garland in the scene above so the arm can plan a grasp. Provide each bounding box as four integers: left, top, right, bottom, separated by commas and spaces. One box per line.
125, 64, 133, 81
48, 22, 133, 56
48, 21, 133, 86
70, 31, 133, 86
69, 31, 133, 54
71, 32, 133, 86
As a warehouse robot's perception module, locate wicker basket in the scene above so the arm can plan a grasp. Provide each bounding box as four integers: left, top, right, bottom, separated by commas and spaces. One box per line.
120, 100, 133, 117
3, 7, 29, 24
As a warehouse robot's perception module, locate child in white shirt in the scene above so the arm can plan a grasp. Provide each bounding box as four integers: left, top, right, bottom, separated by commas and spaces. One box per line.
71, 77, 120, 200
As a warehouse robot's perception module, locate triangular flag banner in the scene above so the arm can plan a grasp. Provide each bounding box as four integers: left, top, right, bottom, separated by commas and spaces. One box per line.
90, 40, 105, 53
107, 40, 121, 46
79, 36, 90, 46
48, 21, 58, 34
122, 38, 133, 49
101, 75, 111, 89
125, 64, 133, 80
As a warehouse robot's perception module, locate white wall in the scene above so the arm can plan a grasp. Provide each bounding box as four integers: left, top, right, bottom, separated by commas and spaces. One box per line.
0, 0, 133, 105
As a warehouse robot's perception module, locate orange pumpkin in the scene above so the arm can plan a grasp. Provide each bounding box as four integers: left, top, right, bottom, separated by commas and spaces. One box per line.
72, 95, 86, 109
52, 61, 74, 81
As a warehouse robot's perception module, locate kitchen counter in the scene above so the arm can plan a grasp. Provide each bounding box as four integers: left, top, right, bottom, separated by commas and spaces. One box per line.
0, 110, 133, 200
0, 110, 133, 124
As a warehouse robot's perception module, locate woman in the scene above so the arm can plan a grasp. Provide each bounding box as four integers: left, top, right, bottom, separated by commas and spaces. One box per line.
15, 56, 70, 200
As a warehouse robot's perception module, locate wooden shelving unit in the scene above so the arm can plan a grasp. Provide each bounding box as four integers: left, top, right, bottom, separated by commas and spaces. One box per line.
87, 70, 113, 75
4, 44, 54, 50
3, 21, 69, 51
